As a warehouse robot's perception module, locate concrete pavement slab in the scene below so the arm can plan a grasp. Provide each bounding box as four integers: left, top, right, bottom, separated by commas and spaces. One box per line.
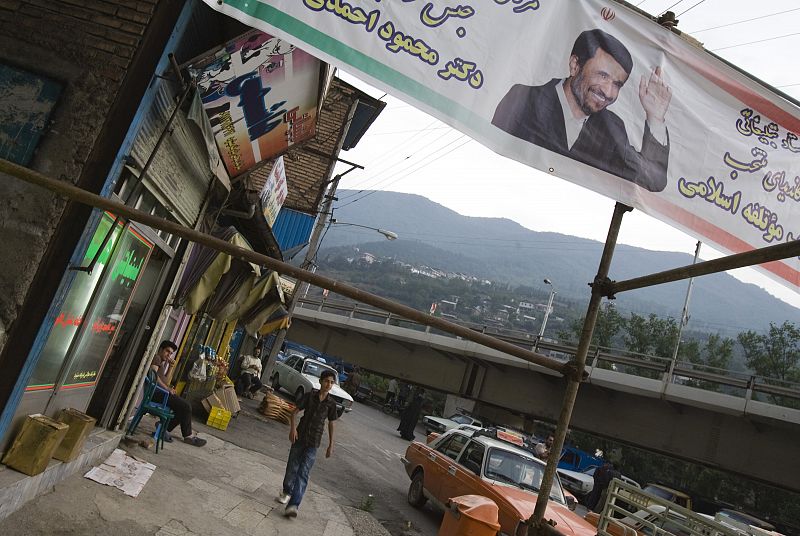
0, 423, 361, 536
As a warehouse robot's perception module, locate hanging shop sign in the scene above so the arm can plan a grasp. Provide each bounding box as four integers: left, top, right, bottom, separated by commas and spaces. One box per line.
189, 29, 323, 178
201, 0, 800, 291
261, 155, 288, 227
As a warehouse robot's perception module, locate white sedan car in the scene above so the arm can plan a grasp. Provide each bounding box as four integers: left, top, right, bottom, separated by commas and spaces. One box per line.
422, 413, 483, 435
270, 354, 353, 416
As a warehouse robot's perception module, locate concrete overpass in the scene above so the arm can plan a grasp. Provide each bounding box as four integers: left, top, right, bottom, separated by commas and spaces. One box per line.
286, 300, 800, 492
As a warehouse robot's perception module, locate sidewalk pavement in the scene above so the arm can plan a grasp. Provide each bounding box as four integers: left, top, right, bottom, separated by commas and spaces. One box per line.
0, 418, 391, 536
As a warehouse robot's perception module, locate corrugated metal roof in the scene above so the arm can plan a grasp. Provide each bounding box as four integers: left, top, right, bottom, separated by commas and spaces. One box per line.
272, 208, 315, 252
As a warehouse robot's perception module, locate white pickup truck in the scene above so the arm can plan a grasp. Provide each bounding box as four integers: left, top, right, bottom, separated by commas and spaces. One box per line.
587, 479, 778, 536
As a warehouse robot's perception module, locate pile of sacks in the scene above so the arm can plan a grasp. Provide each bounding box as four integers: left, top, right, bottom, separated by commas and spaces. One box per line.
258, 388, 296, 424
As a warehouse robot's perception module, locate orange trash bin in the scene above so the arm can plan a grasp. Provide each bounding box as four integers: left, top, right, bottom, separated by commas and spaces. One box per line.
438, 495, 501, 536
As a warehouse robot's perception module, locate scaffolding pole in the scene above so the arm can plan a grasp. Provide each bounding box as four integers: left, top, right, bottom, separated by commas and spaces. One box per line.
0, 158, 565, 376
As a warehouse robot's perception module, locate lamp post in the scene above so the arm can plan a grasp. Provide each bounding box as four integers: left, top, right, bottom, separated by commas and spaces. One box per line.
329, 219, 398, 240
302, 221, 398, 298
537, 278, 556, 343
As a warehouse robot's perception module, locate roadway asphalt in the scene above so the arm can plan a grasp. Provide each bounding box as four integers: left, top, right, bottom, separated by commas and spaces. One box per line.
204, 393, 443, 536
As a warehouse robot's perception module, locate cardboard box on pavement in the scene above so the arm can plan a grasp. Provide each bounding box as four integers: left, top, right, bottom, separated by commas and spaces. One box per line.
2, 414, 69, 476
53, 408, 96, 462
221, 383, 240, 415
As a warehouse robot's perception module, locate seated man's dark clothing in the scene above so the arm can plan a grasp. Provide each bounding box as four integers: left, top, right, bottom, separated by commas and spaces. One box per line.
152, 389, 193, 437
492, 79, 669, 192
296, 389, 339, 447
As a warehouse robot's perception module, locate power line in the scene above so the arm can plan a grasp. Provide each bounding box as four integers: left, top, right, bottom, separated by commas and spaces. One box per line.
335, 136, 471, 209
660, 0, 689, 16
686, 7, 800, 34
338, 118, 444, 193
712, 31, 800, 52
338, 130, 465, 199
676, 0, 708, 17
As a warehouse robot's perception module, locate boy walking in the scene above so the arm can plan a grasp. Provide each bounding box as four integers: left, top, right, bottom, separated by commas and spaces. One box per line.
276, 369, 338, 517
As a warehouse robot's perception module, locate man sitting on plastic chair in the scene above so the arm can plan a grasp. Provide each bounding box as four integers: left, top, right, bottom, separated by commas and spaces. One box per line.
147, 340, 206, 447
127, 369, 174, 452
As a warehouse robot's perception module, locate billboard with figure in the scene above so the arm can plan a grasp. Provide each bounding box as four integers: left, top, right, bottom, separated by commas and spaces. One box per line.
189, 29, 323, 177
201, 1, 800, 290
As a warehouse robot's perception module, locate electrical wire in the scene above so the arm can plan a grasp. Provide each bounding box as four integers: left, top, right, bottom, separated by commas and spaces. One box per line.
335, 136, 471, 209
338, 118, 442, 192
676, 0, 708, 17
659, 0, 689, 15
338, 130, 467, 200
686, 7, 800, 34
712, 31, 800, 52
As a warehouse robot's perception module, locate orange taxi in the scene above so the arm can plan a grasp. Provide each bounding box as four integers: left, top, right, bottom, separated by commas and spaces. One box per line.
401, 428, 596, 536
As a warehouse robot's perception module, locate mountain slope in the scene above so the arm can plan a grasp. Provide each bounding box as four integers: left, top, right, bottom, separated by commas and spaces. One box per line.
322, 191, 799, 333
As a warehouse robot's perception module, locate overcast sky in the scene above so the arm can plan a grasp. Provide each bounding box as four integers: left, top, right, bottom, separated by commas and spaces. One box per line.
331, 0, 800, 311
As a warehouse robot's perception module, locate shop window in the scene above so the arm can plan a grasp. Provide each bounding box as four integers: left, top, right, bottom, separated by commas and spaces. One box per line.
26, 213, 122, 391
0, 64, 62, 166
61, 225, 154, 387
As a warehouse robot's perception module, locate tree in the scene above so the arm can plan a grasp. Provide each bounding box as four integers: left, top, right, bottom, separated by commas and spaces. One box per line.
623, 313, 679, 357
738, 321, 800, 382
557, 302, 623, 347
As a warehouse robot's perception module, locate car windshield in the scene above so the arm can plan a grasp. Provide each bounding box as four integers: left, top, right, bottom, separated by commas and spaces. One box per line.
302, 361, 339, 383
449, 414, 473, 424
484, 447, 565, 503
643, 486, 676, 501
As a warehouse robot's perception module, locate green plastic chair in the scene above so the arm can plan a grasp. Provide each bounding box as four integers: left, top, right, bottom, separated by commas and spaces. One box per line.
127, 370, 175, 453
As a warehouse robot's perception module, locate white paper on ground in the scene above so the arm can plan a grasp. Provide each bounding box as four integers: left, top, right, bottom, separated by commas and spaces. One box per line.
84, 448, 156, 497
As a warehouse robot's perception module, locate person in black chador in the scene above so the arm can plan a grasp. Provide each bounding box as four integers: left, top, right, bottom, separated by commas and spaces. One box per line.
584, 460, 620, 512
397, 387, 425, 440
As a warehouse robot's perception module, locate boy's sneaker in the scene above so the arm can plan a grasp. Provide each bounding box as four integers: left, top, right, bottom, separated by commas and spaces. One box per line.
276, 492, 290, 505
284, 505, 298, 518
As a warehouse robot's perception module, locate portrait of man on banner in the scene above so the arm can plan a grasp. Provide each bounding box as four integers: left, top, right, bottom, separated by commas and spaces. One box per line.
492, 29, 673, 193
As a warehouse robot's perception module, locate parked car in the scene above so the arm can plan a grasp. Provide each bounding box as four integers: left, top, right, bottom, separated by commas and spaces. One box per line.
617, 483, 693, 512
714, 509, 778, 534
556, 467, 596, 497
401, 428, 595, 536
270, 353, 354, 416
353, 383, 373, 403
558, 445, 604, 473
583, 466, 641, 491
421, 412, 483, 435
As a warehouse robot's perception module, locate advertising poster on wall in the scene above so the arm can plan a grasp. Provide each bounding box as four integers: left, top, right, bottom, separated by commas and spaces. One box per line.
189, 29, 323, 178
261, 155, 288, 227
201, 0, 800, 291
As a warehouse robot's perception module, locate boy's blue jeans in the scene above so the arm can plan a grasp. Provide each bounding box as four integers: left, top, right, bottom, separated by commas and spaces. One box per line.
282, 442, 317, 507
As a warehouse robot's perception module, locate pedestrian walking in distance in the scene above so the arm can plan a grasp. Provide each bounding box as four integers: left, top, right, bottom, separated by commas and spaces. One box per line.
276, 369, 338, 517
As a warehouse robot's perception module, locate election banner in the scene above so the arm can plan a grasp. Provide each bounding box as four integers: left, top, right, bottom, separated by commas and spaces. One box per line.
188, 29, 324, 178
202, 0, 800, 291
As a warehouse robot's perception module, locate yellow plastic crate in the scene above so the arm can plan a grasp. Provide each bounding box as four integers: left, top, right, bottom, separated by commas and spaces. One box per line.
206, 406, 231, 431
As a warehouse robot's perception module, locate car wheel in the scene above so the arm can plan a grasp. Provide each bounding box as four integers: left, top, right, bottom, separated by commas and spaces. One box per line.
407, 470, 427, 507
295, 387, 304, 404
271, 374, 280, 390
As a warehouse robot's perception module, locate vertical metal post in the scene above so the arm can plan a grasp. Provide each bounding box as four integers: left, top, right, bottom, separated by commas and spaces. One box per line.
665, 240, 701, 384
261, 174, 341, 383
530, 203, 631, 533
537, 288, 556, 340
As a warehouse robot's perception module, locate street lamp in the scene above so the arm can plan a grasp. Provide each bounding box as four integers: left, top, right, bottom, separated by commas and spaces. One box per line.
538, 278, 556, 342
329, 219, 398, 240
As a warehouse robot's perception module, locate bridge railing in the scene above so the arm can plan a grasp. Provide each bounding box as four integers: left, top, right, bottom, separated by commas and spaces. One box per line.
295, 297, 800, 407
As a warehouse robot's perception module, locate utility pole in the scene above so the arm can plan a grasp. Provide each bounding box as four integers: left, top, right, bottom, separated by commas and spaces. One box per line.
665, 240, 702, 385
261, 173, 342, 384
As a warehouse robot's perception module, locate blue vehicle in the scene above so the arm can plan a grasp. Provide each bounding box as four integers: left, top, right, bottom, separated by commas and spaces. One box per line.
558, 446, 604, 472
